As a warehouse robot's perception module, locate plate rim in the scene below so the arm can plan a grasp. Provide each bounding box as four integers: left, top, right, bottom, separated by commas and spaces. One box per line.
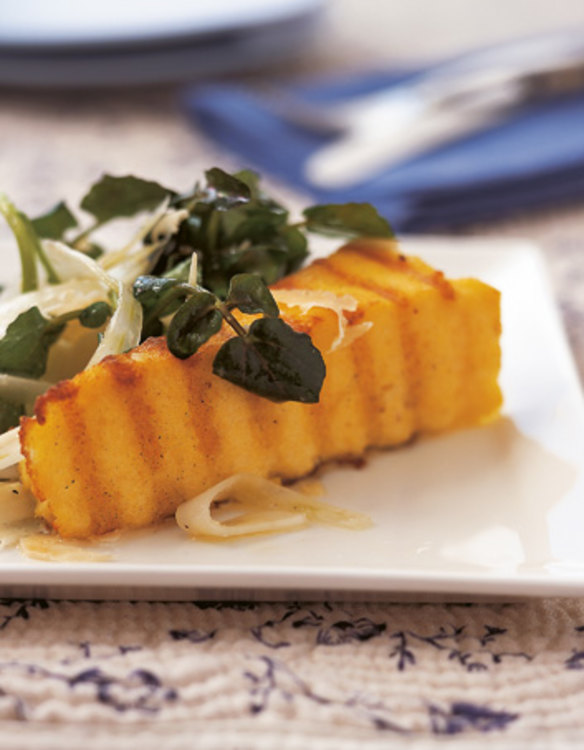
0, 0, 322, 49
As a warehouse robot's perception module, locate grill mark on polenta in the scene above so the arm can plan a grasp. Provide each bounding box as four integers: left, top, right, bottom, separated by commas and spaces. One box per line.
97, 357, 168, 528
269, 260, 410, 450
306, 255, 419, 436
233, 389, 273, 474
53, 390, 105, 536
427, 270, 455, 300
102, 355, 139, 385
26, 379, 106, 535
458, 299, 473, 424
137, 355, 202, 521
351, 245, 456, 300
182, 355, 222, 482
245, 392, 281, 463
312, 257, 409, 307
349, 327, 380, 444
103, 358, 163, 471
396, 303, 420, 426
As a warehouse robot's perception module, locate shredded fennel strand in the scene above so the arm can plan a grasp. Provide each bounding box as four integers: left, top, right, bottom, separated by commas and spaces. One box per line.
87, 281, 142, 367
0, 428, 22, 471
175, 474, 371, 540
98, 204, 187, 274
272, 289, 373, 352
19, 534, 112, 562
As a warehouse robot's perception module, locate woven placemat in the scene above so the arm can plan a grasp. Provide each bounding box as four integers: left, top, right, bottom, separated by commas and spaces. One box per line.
1, 597, 584, 748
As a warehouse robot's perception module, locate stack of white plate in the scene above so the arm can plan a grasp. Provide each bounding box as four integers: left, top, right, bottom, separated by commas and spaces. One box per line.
0, 0, 322, 87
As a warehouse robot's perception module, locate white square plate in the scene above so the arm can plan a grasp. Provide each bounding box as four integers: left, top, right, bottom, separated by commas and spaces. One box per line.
2, 237, 584, 601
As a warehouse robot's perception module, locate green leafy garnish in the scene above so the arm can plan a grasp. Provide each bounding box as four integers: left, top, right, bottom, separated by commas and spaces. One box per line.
78, 301, 112, 328
0, 303, 112, 379
151, 167, 307, 297
0, 307, 65, 378
80, 174, 172, 225
31, 201, 78, 240
204, 167, 252, 203
213, 317, 325, 403
1, 167, 394, 405
225, 273, 280, 317
131, 169, 392, 402
166, 290, 224, 359
303, 203, 394, 238
138, 271, 326, 403
133, 276, 190, 339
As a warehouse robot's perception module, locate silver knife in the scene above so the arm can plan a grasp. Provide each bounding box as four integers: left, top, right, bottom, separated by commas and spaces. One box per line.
303, 30, 584, 189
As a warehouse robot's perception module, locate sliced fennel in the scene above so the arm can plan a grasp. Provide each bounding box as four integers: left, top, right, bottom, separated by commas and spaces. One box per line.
175, 473, 371, 539
87, 280, 142, 366
43, 240, 143, 366
43, 241, 143, 367
44, 240, 116, 291
272, 289, 373, 353
187, 253, 198, 287
0, 428, 22, 471
99, 205, 188, 283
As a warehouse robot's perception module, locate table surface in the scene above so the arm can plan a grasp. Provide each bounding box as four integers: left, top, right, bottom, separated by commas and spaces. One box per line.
2, 2, 584, 747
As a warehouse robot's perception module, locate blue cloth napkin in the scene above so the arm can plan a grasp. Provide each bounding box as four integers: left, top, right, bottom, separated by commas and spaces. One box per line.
183, 70, 584, 232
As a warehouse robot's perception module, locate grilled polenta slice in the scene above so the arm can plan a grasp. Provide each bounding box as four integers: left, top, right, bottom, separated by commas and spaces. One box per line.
19, 239, 501, 538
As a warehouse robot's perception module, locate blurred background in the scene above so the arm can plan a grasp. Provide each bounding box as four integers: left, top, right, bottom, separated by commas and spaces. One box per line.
2, 0, 584, 367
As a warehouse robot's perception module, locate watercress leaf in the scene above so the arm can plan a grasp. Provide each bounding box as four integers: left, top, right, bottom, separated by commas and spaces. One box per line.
133, 275, 189, 338
166, 292, 222, 359
303, 203, 394, 238
141, 317, 165, 340
213, 317, 325, 403
220, 204, 287, 244
78, 301, 112, 328
201, 270, 230, 300
183, 213, 203, 237
0, 307, 64, 378
31, 201, 78, 240
226, 274, 279, 317
0, 398, 24, 433
133, 275, 182, 312
149, 213, 207, 277
279, 225, 308, 270
204, 168, 251, 203
233, 169, 260, 199
219, 244, 289, 286
80, 174, 173, 225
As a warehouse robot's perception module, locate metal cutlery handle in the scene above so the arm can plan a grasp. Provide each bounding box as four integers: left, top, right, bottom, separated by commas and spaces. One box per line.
304, 29, 584, 188
340, 30, 584, 130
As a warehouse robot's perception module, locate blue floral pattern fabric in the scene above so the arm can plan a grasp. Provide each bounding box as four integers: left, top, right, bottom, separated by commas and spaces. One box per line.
1, 598, 583, 748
